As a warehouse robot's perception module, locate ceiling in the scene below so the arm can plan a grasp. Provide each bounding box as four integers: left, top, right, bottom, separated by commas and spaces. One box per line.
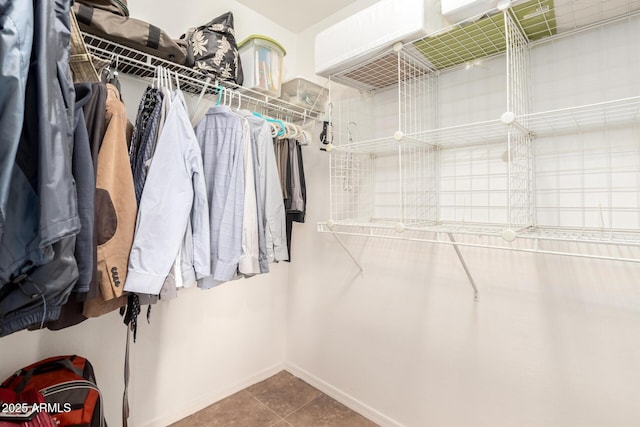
236, 0, 360, 33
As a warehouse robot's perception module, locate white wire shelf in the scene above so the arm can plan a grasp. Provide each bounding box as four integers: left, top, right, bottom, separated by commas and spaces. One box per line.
413, 119, 512, 148
81, 32, 321, 121
330, 48, 436, 93
524, 96, 640, 136
331, 134, 438, 155
332, 96, 640, 153
322, 2, 640, 269
317, 221, 640, 262
330, 122, 508, 153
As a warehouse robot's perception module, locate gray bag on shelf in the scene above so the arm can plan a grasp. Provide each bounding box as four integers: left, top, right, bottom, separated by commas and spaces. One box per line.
73, 3, 193, 66
181, 12, 244, 85
76, 0, 129, 17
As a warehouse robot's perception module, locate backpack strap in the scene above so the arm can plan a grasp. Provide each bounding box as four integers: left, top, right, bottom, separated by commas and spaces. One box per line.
14, 357, 84, 393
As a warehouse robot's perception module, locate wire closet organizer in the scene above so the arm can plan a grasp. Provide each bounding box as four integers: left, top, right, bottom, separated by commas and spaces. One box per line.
318, 0, 640, 298
82, 32, 323, 123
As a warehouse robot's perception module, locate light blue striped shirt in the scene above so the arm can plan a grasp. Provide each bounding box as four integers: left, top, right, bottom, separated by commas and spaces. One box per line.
196, 106, 246, 288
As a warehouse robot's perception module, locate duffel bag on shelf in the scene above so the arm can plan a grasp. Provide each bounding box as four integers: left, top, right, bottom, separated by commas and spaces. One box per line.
73, 3, 193, 66
76, 0, 129, 17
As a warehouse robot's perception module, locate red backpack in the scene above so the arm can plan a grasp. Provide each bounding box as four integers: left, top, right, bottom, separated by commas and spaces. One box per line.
0, 388, 57, 427
1, 356, 105, 427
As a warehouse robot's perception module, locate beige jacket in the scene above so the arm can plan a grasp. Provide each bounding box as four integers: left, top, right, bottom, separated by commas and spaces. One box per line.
84, 84, 136, 317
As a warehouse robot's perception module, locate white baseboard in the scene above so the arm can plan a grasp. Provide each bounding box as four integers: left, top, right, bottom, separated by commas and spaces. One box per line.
140, 362, 286, 427
284, 362, 405, 427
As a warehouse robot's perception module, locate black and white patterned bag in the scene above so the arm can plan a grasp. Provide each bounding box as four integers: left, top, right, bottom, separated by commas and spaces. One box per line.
182, 12, 244, 85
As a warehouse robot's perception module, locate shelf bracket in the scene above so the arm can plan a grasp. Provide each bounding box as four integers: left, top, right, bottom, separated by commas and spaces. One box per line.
331, 233, 364, 278
447, 233, 479, 301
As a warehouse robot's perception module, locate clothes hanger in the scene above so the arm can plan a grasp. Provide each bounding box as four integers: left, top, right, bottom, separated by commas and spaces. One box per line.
101, 63, 110, 84
226, 90, 233, 107
167, 67, 173, 91
296, 124, 310, 146
268, 122, 279, 138
154, 65, 160, 89
254, 112, 286, 137
158, 65, 166, 91
108, 55, 122, 93
214, 85, 224, 106
189, 77, 211, 123
284, 122, 298, 139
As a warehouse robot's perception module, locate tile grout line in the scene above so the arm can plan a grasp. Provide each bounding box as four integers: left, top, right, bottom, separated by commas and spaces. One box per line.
245, 375, 325, 422
245, 392, 287, 426
280, 393, 324, 422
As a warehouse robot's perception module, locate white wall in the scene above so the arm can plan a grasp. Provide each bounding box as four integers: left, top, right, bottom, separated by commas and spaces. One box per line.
0, 2, 298, 426
287, 8, 640, 427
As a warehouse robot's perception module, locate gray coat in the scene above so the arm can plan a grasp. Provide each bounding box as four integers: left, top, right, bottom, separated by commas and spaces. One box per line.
0, 0, 80, 336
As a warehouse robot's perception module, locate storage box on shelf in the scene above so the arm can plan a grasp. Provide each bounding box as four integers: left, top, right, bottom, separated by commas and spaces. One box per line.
280, 78, 329, 113
238, 35, 286, 98
319, 0, 640, 263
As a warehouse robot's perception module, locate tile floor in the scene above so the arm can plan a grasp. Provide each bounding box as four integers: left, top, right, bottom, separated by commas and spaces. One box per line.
169, 371, 379, 427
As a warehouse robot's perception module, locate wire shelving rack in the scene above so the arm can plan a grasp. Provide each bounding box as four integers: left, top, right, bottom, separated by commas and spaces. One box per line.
319, 1, 640, 294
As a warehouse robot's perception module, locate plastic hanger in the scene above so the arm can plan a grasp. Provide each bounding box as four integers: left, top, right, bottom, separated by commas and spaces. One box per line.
226, 90, 233, 107
190, 77, 212, 123
296, 125, 310, 145
284, 122, 298, 139
267, 122, 279, 137
253, 112, 286, 137
167, 67, 173, 91
214, 85, 224, 106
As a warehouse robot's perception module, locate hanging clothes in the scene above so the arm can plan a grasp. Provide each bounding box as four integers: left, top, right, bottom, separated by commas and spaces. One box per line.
83, 82, 108, 170
240, 113, 288, 266
286, 139, 307, 260
0, 0, 80, 336
84, 83, 137, 317
159, 86, 194, 300
241, 114, 270, 273
47, 81, 105, 330
84, 81, 108, 300
239, 114, 261, 276
274, 138, 307, 262
128, 87, 156, 167
287, 139, 305, 214
195, 105, 246, 289
124, 90, 210, 296
130, 87, 164, 204
0, 0, 33, 244
70, 83, 95, 294
275, 139, 290, 200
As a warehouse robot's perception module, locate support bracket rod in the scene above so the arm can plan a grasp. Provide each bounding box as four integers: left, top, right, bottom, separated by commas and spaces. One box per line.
332, 233, 364, 277
447, 233, 479, 301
